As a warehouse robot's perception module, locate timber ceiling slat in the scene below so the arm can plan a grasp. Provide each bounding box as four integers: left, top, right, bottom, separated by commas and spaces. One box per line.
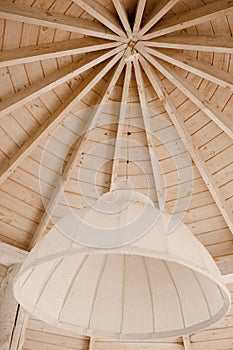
0, 51, 125, 186
137, 46, 233, 141
143, 34, 233, 54
142, 47, 233, 91
138, 54, 233, 233
138, 0, 180, 37
133, 0, 146, 35
72, 0, 126, 37
0, 45, 126, 118
0, 0, 125, 41
142, 0, 233, 40
112, 0, 132, 38
0, 38, 122, 68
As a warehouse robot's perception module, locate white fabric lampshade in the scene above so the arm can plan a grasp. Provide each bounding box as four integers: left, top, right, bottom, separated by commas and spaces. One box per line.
14, 190, 230, 340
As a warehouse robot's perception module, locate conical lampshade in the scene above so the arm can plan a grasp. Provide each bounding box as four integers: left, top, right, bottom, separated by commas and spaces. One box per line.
14, 190, 230, 340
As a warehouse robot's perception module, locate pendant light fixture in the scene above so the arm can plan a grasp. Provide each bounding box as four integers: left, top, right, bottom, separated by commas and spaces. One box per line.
13, 56, 230, 340
14, 187, 230, 340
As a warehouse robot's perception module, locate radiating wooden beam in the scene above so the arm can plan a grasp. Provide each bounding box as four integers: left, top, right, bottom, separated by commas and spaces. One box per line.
110, 61, 132, 190
112, 0, 132, 39
138, 0, 180, 37
29, 56, 127, 248
143, 46, 233, 91
0, 44, 126, 118
0, 242, 28, 266
0, 38, 122, 68
0, 0, 125, 42
139, 55, 233, 233
143, 34, 233, 54
0, 50, 125, 185
137, 45, 233, 140
133, 58, 161, 207
72, 0, 125, 38
143, 0, 233, 40
133, 0, 146, 35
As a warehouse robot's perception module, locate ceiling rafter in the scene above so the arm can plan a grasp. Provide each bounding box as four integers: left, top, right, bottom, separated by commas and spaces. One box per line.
143, 34, 233, 54
133, 0, 146, 35
136, 45, 233, 140
112, 0, 132, 39
139, 55, 233, 233
0, 50, 125, 186
0, 44, 126, 118
143, 46, 233, 91
138, 0, 180, 38
0, 0, 126, 42
72, 0, 126, 38
0, 38, 122, 68
30, 56, 127, 248
133, 58, 162, 208
142, 0, 233, 40
110, 60, 132, 191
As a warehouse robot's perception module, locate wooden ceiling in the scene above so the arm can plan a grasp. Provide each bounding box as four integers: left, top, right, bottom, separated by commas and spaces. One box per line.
0, 0, 233, 349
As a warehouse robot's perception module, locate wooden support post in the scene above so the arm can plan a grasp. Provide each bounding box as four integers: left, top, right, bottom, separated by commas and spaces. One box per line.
0, 264, 28, 350
89, 338, 96, 350
183, 335, 192, 350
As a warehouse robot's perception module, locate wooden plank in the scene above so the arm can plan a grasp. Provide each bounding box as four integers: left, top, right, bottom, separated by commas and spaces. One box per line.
0, 49, 125, 186
112, 0, 132, 38
27, 318, 89, 342
138, 0, 180, 37
0, 45, 126, 118
95, 341, 183, 350
133, 0, 146, 35
191, 338, 233, 350
0, 0, 125, 42
72, 0, 125, 38
133, 58, 160, 207
143, 0, 233, 40
137, 46, 233, 140
0, 38, 122, 67
0, 242, 28, 266
110, 61, 131, 190
24, 328, 89, 349
143, 47, 233, 91
143, 34, 233, 53
191, 326, 233, 342
138, 54, 233, 233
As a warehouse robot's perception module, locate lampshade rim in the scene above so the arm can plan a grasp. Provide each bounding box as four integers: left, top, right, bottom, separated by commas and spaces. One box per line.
14, 285, 229, 340
14, 244, 231, 340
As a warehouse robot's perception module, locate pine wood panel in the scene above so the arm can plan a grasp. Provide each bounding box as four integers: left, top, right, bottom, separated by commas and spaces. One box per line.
190, 283, 233, 350
22, 317, 89, 350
